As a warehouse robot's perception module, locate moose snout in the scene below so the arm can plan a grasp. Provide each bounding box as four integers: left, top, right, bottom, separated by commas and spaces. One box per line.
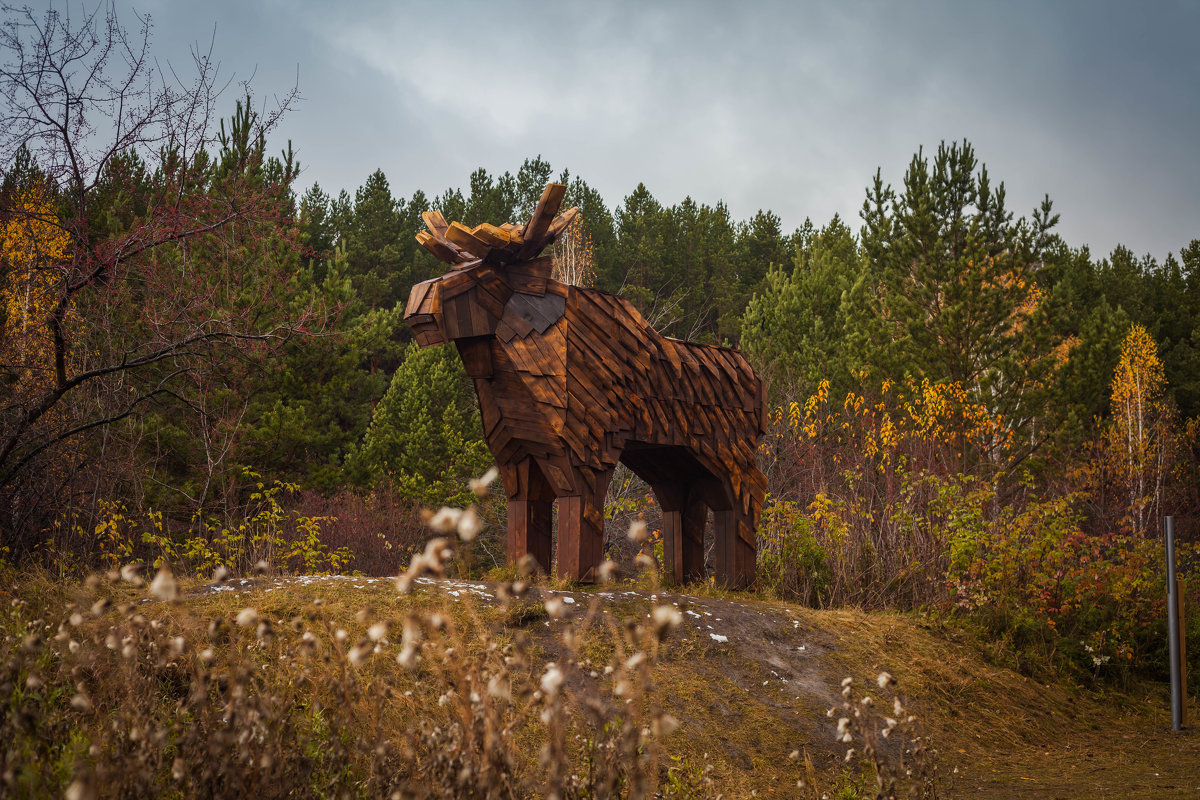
404, 277, 446, 347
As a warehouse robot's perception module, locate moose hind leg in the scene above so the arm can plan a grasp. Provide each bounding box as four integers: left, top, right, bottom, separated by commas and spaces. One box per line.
713, 508, 756, 589
656, 482, 708, 586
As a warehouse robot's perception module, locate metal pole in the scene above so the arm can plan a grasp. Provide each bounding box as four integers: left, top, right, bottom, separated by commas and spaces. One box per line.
1166, 515, 1182, 731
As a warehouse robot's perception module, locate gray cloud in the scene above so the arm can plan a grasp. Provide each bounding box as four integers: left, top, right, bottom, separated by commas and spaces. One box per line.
107, 0, 1200, 259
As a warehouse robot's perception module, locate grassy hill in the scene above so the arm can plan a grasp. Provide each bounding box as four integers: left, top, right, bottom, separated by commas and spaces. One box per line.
3, 567, 1197, 799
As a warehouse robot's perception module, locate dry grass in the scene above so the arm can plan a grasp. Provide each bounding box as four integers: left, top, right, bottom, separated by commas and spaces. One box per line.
3, 550, 1198, 799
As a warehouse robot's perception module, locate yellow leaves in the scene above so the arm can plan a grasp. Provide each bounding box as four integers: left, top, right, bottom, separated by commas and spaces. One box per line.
2, 181, 72, 396
1103, 324, 1176, 534
2, 182, 70, 333
1111, 324, 1165, 410
778, 375, 1010, 467
803, 394, 820, 419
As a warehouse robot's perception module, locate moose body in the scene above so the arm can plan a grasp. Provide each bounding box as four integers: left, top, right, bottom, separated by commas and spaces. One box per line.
403, 186, 766, 586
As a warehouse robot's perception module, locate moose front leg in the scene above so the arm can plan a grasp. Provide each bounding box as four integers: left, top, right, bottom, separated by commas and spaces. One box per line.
506, 459, 554, 574
556, 467, 612, 583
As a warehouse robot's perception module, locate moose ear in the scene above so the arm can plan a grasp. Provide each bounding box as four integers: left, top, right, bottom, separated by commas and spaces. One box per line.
499, 292, 566, 340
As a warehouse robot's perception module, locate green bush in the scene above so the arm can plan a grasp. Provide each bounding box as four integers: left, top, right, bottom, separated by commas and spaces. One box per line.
756, 499, 832, 605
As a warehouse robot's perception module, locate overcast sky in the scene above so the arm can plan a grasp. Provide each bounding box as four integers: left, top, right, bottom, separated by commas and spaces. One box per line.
126, 0, 1200, 261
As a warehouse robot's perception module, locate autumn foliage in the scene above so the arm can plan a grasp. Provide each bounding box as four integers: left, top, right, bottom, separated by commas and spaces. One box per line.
756, 325, 1198, 679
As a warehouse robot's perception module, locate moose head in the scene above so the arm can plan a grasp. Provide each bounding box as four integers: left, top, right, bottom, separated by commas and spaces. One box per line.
403, 183, 578, 352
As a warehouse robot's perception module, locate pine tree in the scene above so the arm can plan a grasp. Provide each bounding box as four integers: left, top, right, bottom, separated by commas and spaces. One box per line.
853, 141, 1063, 462
741, 214, 860, 395
349, 341, 492, 507
343, 170, 410, 309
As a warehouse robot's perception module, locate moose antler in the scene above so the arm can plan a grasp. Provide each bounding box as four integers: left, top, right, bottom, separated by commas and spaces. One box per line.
416, 183, 579, 268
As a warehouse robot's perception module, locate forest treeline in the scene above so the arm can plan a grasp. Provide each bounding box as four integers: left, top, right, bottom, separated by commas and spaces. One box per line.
1, 6, 1197, 683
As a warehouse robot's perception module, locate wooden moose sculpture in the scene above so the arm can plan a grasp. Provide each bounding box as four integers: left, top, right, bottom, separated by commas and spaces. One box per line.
404, 184, 767, 587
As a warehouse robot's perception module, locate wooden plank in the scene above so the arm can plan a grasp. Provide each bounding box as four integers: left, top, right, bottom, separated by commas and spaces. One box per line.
444, 221, 493, 259
457, 337, 493, 379
473, 223, 513, 248
454, 293, 474, 338
559, 412, 592, 462
438, 268, 476, 299
660, 337, 683, 376
414, 328, 444, 347
544, 206, 579, 243
507, 497, 552, 574
473, 282, 506, 319
469, 292, 491, 334
507, 271, 547, 297
500, 302, 536, 339
506, 292, 565, 334
404, 278, 435, 317
519, 183, 567, 259
416, 230, 460, 262
422, 210, 450, 237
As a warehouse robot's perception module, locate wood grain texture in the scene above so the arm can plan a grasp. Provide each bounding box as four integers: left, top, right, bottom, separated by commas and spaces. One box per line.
404, 184, 766, 587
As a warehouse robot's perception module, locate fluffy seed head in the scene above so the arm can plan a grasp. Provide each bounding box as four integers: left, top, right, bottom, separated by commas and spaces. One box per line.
423, 537, 453, 567
457, 506, 483, 542
653, 713, 679, 737
627, 520, 649, 544
487, 674, 510, 700
541, 664, 564, 696
348, 643, 371, 666
516, 553, 539, 577
397, 644, 419, 669
544, 597, 565, 619
149, 567, 177, 602
427, 507, 463, 534
651, 605, 683, 638
119, 563, 144, 586
468, 466, 499, 497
